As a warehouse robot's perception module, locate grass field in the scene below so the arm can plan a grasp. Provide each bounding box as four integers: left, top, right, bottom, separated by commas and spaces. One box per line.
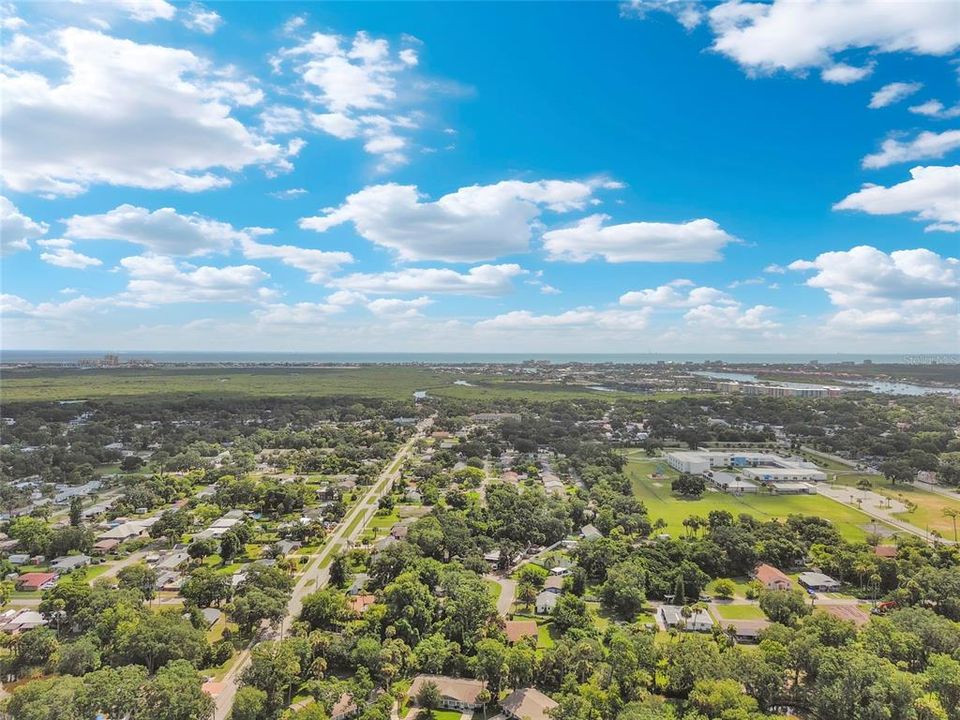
712, 603, 766, 620
0, 365, 701, 403
626, 459, 888, 542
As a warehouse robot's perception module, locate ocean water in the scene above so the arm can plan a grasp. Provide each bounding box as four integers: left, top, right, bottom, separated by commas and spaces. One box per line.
1, 350, 951, 365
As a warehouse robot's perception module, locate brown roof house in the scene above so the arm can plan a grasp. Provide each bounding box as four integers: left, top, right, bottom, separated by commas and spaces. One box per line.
501, 687, 559, 720
503, 619, 538, 644
408, 675, 486, 712
753, 563, 792, 591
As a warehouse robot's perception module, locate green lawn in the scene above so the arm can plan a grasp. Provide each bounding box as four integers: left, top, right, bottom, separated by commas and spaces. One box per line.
627, 459, 888, 542
712, 603, 766, 620
706, 577, 756, 598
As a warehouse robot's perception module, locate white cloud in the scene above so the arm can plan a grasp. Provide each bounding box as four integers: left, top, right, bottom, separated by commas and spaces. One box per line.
332, 264, 525, 296
542, 214, 736, 263
301, 179, 604, 262
64, 204, 249, 256
476, 307, 653, 332
0, 293, 112, 320
869, 81, 923, 109
908, 99, 960, 119
183, 3, 222, 34
80, 0, 177, 22
367, 295, 431, 318
239, 238, 353, 283
788, 245, 959, 306
269, 188, 308, 199
619, 280, 734, 307
764, 263, 787, 274
261, 106, 305, 134
704, 0, 960, 78
621, 1, 704, 30
38, 239, 103, 269
833, 165, 960, 231
1, 28, 292, 196
254, 301, 343, 325
862, 130, 960, 169
1, 195, 48, 255
273, 30, 436, 167
821, 62, 874, 84
789, 245, 958, 336
683, 303, 779, 331
120, 255, 272, 305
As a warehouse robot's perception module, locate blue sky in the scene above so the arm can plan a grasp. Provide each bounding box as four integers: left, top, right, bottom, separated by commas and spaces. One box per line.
1, 0, 958, 352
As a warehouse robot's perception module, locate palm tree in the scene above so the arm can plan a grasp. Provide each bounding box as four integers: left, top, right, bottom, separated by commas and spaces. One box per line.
943, 508, 959, 542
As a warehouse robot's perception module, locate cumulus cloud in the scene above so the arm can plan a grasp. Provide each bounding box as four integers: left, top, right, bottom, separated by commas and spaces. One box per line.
542, 214, 736, 263
63, 204, 249, 256
301, 179, 605, 262
1, 28, 294, 196
869, 81, 923, 109
272, 29, 435, 168
332, 264, 525, 296
183, 3, 222, 34
367, 295, 432, 318
862, 130, 960, 169
788, 245, 958, 306
476, 307, 653, 332
834, 165, 960, 231
908, 99, 960, 119
619, 280, 735, 307
254, 301, 344, 325
821, 62, 874, 84
79, 0, 177, 22
632, 1, 960, 80
120, 255, 273, 305
683, 303, 779, 331
239, 238, 353, 283
37, 239, 103, 269
1, 196, 48, 255
789, 245, 958, 335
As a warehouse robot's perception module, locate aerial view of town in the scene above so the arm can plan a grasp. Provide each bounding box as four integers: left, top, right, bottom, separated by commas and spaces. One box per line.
1, 1, 959, 720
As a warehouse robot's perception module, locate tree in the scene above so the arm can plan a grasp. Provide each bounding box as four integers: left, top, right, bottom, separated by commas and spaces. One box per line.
552, 594, 591, 632
74, 665, 147, 719
117, 562, 158, 601
181, 567, 231, 608
69, 496, 83, 527
942, 508, 959, 543
15, 626, 59, 669
600, 559, 648, 618
416, 680, 442, 710
759, 588, 810, 626
474, 638, 508, 695
134, 659, 215, 720
329, 552, 349, 588
4, 676, 82, 720
188, 537, 219, 561
299, 588, 351, 630
8, 516, 51, 557
228, 587, 286, 637
671, 474, 705, 499
231, 686, 268, 720
56, 634, 101, 676
113, 610, 209, 673
241, 641, 301, 714
220, 531, 241, 564
712, 579, 736, 599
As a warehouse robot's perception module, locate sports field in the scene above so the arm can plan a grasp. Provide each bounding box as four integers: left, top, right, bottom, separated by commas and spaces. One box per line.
626, 458, 891, 542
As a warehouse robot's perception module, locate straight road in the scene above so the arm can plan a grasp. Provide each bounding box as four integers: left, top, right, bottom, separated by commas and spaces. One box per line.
213, 418, 431, 720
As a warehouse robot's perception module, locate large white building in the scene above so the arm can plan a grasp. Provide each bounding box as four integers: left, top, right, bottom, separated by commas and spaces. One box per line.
665, 450, 826, 483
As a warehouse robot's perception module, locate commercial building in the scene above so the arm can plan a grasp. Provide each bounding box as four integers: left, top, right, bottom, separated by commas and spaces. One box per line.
665, 450, 826, 482
710, 472, 759, 494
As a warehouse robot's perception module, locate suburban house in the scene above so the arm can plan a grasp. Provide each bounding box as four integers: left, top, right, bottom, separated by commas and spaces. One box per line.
754, 563, 792, 590
503, 619, 538, 644
659, 605, 714, 633
543, 575, 564, 591
50, 554, 92, 573
330, 693, 359, 720
408, 675, 486, 711
501, 688, 559, 720
16, 572, 58, 591
0, 609, 48, 634
580, 524, 602, 541
535, 589, 560, 614
799, 572, 841, 591
349, 594, 376, 615
718, 618, 770, 643
92, 538, 120, 555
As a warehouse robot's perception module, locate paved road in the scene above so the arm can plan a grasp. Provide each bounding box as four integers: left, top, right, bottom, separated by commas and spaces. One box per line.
913, 480, 960, 503
213, 419, 431, 720
484, 574, 516, 616
817, 485, 954, 545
